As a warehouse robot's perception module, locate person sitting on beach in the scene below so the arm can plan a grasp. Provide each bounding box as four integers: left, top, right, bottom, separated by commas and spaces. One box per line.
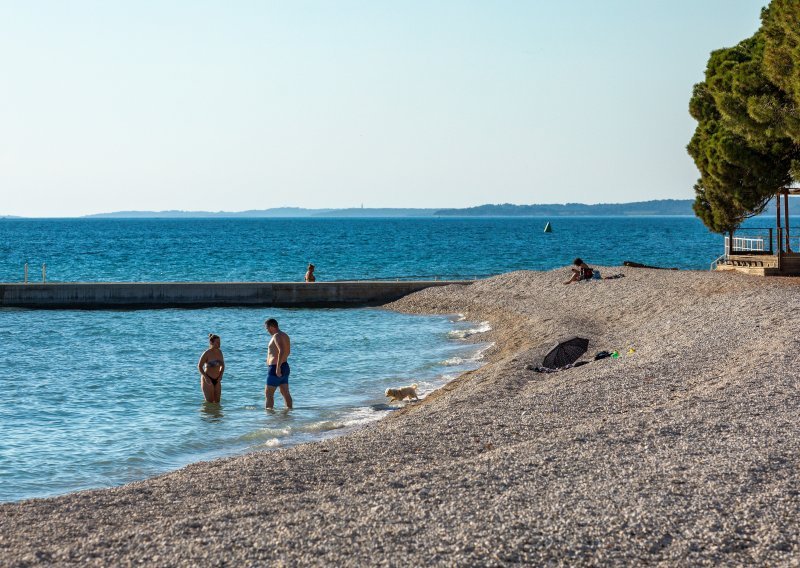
564, 258, 594, 285
304, 263, 316, 283
197, 333, 224, 403
265, 318, 293, 410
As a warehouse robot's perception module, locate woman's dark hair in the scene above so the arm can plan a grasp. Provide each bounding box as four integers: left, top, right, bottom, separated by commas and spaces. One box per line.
265, 318, 279, 329
573, 258, 583, 266
208, 333, 220, 343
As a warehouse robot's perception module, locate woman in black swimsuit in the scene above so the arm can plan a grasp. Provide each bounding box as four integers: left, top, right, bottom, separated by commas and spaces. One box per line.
198, 333, 224, 403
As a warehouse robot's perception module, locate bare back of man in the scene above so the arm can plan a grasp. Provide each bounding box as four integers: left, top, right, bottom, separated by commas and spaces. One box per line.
264, 319, 292, 409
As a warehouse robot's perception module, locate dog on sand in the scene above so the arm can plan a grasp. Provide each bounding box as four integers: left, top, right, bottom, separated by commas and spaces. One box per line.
385, 383, 419, 402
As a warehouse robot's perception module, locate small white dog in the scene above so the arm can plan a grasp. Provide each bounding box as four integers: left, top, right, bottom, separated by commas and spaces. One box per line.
385, 383, 419, 402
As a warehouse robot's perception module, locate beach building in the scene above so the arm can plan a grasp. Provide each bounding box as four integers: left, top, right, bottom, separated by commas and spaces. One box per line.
713, 187, 800, 276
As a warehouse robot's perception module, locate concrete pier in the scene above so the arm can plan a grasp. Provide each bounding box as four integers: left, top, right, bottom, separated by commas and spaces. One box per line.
0, 281, 471, 309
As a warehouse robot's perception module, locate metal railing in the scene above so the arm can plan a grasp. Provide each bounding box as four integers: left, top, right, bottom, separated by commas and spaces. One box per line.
17, 262, 47, 283
784, 233, 800, 254
727, 236, 766, 252
726, 226, 800, 256
710, 254, 726, 271
724, 228, 773, 255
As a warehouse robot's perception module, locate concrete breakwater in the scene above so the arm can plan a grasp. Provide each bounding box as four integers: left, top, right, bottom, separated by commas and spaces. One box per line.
0, 281, 471, 309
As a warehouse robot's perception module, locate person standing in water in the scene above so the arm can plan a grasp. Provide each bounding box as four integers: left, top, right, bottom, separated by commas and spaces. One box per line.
304, 263, 316, 282
198, 333, 224, 403
265, 318, 292, 409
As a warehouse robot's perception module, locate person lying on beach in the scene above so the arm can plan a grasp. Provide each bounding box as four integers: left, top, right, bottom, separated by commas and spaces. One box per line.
564, 258, 594, 285
265, 318, 293, 410
305, 264, 316, 282
198, 333, 224, 403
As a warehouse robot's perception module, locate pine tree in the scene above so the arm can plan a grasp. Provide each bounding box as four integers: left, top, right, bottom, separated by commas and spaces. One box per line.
687, 1, 800, 233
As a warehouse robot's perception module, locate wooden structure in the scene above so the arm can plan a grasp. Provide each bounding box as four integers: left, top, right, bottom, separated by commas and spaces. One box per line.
714, 188, 800, 276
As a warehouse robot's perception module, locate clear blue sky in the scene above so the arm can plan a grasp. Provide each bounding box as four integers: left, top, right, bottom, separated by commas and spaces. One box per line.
0, 0, 767, 216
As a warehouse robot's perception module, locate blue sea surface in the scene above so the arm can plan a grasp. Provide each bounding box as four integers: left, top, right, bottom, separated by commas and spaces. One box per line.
0, 217, 728, 282
0, 216, 739, 502
0, 307, 486, 502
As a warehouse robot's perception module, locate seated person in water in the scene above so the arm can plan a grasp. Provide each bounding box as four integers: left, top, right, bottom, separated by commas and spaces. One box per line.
198, 333, 224, 403
305, 263, 316, 282
564, 257, 594, 285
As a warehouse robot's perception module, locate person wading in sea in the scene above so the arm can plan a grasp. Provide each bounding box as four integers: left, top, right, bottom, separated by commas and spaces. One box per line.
265, 318, 292, 409
198, 333, 224, 403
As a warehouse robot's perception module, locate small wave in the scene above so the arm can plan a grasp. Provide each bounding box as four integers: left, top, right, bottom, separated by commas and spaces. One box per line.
239, 427, 291, 441
442, 338, 494, 367
447, 321, 491, 339
296, 420, 346, 434
334, 406, 392, 429
471, 342, 494, 360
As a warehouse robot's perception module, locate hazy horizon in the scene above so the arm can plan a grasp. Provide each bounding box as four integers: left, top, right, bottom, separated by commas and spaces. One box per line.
0, 198, 701, 219
0, 1, 766, 217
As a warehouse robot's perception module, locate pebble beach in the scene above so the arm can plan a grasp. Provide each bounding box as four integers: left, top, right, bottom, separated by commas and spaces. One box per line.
1, 267, 798, 566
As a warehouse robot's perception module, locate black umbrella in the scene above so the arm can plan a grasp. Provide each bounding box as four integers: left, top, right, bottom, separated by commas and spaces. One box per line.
542, 337, 589, 368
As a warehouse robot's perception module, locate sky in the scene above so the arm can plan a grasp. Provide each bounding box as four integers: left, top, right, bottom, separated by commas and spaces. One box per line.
0, 0, 768, 216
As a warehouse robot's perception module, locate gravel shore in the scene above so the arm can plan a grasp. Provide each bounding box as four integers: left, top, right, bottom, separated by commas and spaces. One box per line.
1, 268, 798, 566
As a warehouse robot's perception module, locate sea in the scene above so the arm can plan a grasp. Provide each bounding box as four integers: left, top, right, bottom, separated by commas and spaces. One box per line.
0, 216, 727, 502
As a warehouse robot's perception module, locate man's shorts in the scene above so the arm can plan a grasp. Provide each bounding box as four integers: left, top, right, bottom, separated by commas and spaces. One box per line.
266, 362, 290, 387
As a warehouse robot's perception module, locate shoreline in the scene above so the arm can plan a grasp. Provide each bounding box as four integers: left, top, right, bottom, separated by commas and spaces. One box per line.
1, 268, 798, 565
0, 310, 489, 505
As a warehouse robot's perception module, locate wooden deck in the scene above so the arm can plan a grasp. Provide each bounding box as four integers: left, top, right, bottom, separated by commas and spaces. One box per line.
715, 253, 800, 276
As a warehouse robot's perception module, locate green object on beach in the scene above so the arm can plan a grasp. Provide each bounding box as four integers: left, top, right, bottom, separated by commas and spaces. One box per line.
543, 221, 552, 233
611, 350, 620, 359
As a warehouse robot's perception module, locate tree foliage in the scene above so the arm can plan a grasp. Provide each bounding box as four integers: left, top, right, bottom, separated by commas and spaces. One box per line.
688, 2, 800, 233
762, 0, 800, 149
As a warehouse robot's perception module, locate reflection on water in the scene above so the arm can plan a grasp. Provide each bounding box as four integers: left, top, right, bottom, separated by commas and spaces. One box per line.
200, 403, 224, 422
265, 407, 294, 419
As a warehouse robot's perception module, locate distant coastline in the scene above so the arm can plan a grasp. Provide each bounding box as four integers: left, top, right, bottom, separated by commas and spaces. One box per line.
435, 199, 694, 217
83, 207, 439, 219
76, 199, 695, 219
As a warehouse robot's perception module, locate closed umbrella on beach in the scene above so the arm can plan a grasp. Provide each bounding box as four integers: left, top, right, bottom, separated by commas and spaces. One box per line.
542, 337, 589, 368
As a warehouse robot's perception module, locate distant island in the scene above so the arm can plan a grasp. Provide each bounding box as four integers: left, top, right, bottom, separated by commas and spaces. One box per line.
435, 199, 694, 216
83, 207, 439, 218
82, 199, 694, 218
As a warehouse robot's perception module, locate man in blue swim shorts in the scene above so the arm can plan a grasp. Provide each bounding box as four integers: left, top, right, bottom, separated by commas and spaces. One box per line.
265, 318, 293, 409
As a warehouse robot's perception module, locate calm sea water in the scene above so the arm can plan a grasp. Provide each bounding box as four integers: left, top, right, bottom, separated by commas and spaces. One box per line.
0, 216, 727, 282
0, 307, 486, 502
0, 216, 727, 502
